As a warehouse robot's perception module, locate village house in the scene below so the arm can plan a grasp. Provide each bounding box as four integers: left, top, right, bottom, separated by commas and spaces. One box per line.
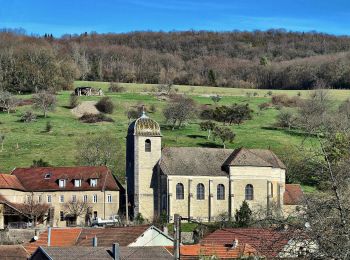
24, 225, 174, 255
0, 166, 122, 228
201, 228, 318, 258
126, 112, 303, 222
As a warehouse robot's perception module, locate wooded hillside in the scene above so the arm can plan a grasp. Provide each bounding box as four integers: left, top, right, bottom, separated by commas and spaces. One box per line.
1, 29, 350, 92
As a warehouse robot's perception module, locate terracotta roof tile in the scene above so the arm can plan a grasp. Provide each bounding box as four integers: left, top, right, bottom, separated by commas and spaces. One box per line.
76, 226, 150, 247
24, 228, 82, 254
0, 245, 29, 260
165, 243, 257, 259
201, 228, 295, 257
284, 184, 304, 205
0, 174, 25, 191
11, 166, 120, 192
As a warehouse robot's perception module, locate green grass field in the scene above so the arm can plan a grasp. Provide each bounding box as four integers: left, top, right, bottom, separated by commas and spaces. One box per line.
0, 81, 348, 183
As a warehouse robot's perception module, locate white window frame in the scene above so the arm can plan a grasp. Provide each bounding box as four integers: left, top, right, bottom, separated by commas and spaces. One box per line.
72, 195, 77, 203
38, 195, 42, 203
107, 194, 112, 203
90, 179, 98, 187
83, 195, 88, 203
92, 194, 98, 203
59, 179, 66, 188
59, 195, 64, 203
47, 195, 52, 203
74, 179, 82, 187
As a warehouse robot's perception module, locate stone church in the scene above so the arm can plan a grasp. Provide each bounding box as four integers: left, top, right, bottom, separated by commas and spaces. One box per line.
126, 112, 302, 222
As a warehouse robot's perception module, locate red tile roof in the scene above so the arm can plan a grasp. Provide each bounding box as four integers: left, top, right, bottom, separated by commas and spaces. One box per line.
284, 184, 304, 205
76, 225, 151, 247
0, 174, 25, 191
201, 228, 294, 258
24, 226, 153, 255
11, 166, 120, 192
166, 243, 257, 259
0, 245, 29, 260
24, 228, 82, 254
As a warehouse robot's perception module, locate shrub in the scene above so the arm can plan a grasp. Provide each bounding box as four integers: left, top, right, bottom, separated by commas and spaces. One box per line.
108, 82, 125, 93
135, 213, 145, 225
149, 104, 157, 113
271, 94, 301, 107
45, 121, 53, 132
69, 94, 79, 108
95, 97, 115, 114
275, 109, 296, 130
79, 113, 114, 123
258, 102, 271, 111
21, 110, 37, 123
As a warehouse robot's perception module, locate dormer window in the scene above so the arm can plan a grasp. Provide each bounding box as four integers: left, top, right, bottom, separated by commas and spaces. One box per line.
74, 179, 82, 187
90, 179, 98, 187
59, 179, 66, 188
44, 173, 52, 179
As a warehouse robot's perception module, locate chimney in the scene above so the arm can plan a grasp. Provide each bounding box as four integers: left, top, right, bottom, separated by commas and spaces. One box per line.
112, 243, 120, 260
232, 239, 238, 249
47, 227, 51, 246
92, 236, 98, 247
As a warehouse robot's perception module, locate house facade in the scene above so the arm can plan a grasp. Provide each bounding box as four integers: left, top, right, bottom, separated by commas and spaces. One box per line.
0, 166, 121, 228
126, 112, 303, 222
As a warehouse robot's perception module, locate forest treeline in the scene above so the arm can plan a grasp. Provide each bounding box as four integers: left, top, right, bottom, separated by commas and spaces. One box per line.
1, 29, 350, 92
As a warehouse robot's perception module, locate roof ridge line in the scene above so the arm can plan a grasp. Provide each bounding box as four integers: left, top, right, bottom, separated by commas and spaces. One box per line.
245, 149, 274, 167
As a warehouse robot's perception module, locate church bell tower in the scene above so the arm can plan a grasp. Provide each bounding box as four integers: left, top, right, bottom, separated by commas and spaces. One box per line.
126, 109, 162, 221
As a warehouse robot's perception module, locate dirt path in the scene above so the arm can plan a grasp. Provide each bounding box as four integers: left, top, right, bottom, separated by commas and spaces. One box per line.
71, 101, 100, 117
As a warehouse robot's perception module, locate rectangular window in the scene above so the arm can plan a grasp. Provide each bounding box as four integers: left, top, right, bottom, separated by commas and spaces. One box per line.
72, 195, 77, 203
26, 195, 31, 203
107, 194, 112, 203
47, 195, 52, 203
83, 195, 88, 203
60, 211, 64, 221
38, 195, 42, 203
74, 179, 82, 187
93, 211, 97, 220
59, 179, 66, 188
90, 179, 98, 187
92, 194, 98, 203
59, 195, 64, 203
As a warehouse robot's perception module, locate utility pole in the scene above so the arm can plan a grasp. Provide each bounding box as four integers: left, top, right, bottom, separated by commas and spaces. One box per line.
125, 177, 129, 225
174, 214, 181, 260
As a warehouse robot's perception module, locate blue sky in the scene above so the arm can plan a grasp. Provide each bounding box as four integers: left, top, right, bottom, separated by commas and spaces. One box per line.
0, 0, 349, 36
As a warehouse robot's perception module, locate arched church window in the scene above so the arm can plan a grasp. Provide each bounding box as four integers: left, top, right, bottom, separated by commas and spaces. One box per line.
217, 184, 225, 200
245, 184, 254, 200
197, 183, 205, 200
145, 139, 151, 152
176, 183, 184, 200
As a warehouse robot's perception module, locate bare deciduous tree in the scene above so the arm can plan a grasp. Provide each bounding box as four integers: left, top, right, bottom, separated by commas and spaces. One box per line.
18, 193, 50, 227
213, 126, 235, 148
199, 121, 216, 140
32, 91, 57, 118
163, 95, 197, 130
0, 91, 18, 114
63, 199, 89, 223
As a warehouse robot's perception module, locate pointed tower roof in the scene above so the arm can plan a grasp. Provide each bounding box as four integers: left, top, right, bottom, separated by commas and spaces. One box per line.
127, 108, 161, 136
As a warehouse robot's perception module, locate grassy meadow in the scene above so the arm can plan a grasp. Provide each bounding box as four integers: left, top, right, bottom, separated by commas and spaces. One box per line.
0, 81, 349, 185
